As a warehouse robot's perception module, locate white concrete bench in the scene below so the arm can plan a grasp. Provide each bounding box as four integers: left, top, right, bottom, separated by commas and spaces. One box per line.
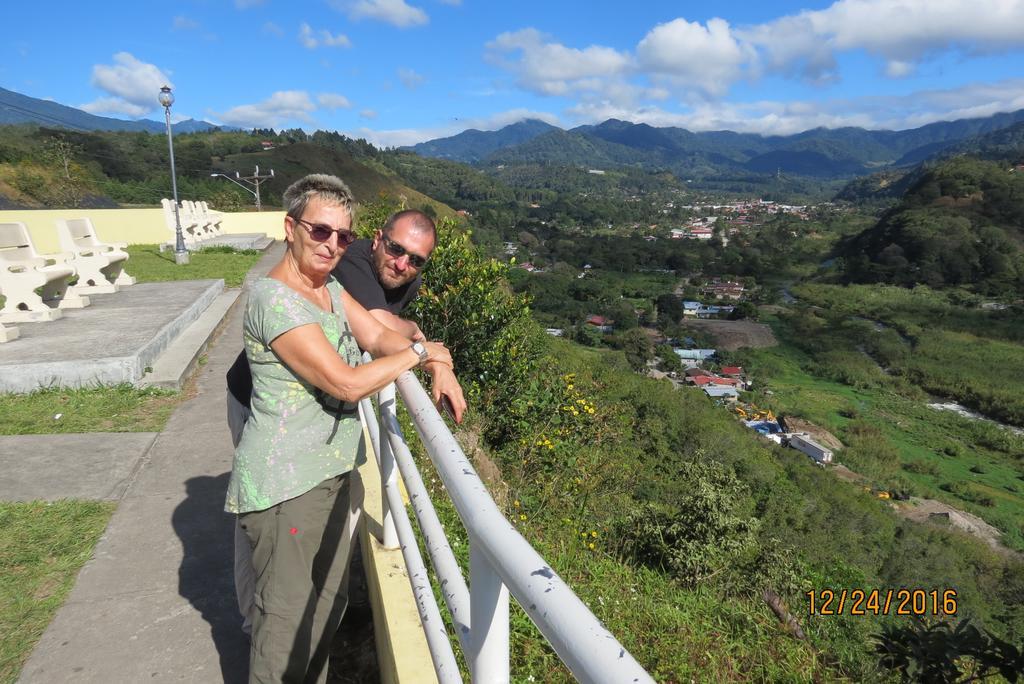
0, 222, 89, 322
197, 201, 223, 237
182, 201, 216, 240
56, 218, 136, 295
0, 322, 18, 343
161, 198, 202, 249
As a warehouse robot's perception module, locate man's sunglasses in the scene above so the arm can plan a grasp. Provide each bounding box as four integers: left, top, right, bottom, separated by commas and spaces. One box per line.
295, 217, 355, 245
381, 234, 428, 268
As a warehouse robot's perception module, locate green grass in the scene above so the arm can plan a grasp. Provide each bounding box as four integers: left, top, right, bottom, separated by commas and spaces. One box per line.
739, 341, 1024, 551
126, 244, 262, 288
0, 385, 181, 435
0, 500, 115, 684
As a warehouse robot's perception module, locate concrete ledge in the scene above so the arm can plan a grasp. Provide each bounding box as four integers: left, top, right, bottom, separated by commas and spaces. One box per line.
359, 437, 440, 684
160, 234, 274, 253
139, 288, 242, 390
0, 323, 20, 343
0, 280, 224, 393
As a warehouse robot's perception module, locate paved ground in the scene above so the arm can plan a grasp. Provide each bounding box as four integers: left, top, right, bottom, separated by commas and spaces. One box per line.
0, 280, 224, 393
12, 262, 273, 683
10, 243, 377, 683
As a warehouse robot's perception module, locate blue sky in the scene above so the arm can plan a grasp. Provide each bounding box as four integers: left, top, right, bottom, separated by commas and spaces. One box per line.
3, 0, 1024, 147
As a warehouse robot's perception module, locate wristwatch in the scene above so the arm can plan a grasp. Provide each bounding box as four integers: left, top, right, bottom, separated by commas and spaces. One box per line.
410, 341, 429, 365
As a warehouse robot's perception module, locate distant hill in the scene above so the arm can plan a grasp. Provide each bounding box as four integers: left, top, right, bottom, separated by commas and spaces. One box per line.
0, 124, 454, 214
409, 111, 1024, 182
0, 86, 229, 134
835, 120, 1024, 204
215, 141, 449, 211
404, 119, 558, 163
838, 156, 1024, 294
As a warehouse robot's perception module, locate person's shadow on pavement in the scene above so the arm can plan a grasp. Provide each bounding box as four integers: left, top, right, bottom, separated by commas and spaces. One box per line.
172, 473, 249, 684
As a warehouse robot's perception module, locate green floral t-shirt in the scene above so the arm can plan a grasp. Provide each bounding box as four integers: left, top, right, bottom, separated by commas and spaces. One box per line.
225, 277, 364, 514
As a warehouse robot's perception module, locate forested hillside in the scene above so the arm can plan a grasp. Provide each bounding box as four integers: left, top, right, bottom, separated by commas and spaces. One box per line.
0, 125, 449, 215
4, 114, 1024, 680
838, 157, 1024, 294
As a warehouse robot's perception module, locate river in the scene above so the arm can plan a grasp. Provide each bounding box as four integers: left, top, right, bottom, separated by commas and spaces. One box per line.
927, 401, 1024, 437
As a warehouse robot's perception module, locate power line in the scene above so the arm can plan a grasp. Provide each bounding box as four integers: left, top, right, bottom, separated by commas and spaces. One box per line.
0, 101, 91, 131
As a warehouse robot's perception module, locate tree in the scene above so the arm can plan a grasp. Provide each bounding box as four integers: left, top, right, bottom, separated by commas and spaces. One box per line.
612, 328, 654, 372
655, 294, 683, 326
875, 619, 1024, 683
42, 137, 89, 207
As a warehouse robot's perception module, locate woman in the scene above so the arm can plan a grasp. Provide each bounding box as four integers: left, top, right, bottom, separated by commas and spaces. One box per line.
225, 174, 452, 683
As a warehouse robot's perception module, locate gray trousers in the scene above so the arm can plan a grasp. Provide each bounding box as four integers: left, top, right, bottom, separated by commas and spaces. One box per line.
227, 393, 256, 635
240, 473, 359, 684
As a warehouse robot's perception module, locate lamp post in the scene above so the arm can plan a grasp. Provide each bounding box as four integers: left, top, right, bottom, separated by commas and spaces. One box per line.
158, 85, 189, 265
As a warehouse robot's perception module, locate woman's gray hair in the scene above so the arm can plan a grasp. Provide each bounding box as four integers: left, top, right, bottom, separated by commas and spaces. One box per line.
283, 174, 354, 220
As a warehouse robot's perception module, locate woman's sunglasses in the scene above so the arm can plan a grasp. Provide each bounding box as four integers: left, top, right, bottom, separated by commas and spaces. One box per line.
381, 234, 428, 268
295, 217, 355, 245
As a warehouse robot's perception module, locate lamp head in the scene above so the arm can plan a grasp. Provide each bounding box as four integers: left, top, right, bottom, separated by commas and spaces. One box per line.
158, 86, 174, 108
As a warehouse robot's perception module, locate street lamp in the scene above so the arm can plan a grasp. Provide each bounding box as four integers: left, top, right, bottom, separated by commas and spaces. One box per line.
210, 166, 274, 211
158, 85, 188, 264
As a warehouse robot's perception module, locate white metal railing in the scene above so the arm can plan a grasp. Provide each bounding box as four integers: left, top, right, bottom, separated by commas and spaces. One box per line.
358, 366, 654, 684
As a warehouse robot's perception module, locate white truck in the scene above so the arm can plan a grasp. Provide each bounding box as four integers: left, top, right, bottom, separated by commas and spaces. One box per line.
787, 433, 833, 464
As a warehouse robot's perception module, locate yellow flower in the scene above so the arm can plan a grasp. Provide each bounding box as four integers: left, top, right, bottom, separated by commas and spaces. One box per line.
588, 542, 595, 550
519, 514, 527, 521
591, 531, 598, 538
514, 500, 520, 508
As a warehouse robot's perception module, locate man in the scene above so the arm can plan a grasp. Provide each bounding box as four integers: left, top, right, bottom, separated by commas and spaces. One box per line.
225, 207, 466, 635
226, 208, 465, 423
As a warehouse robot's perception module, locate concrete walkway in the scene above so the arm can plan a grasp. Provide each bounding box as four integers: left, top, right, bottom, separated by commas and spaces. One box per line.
15, 247, 286, 683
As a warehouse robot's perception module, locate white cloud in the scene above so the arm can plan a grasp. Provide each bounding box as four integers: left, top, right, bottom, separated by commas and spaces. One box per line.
398, 68, 424, 89
486, 28, 631, 98
218, 91, 317, 128
79, 97, 150, 118
485, 1, 1024, 114
636, 18, 752, 96
885, 60, 915, 78
299, 23, 352, 49
263, 22, 284, 36
562, 78, 1024, 136
337, 0, 428, 28
89, 53, 173, 115
318, 93, 353, 109
742, 0, 1024, 82
172, 16, 200, 31
360, 109, 378, 119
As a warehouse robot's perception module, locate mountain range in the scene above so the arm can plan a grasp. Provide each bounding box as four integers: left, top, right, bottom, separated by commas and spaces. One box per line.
406, 111, 1024, 180
0, 86, 229, 135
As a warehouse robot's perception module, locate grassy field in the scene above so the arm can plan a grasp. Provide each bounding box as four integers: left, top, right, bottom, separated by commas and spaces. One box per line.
0, 501, 114, 684
0, 385, 180, 435
737, 324, 1024, 551
125, 244, 262, 288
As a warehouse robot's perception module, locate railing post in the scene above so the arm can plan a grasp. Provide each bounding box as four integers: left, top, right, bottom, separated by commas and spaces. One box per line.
468, 543, 509, 683
358, 383, 398, 549
376, 383, 400, 549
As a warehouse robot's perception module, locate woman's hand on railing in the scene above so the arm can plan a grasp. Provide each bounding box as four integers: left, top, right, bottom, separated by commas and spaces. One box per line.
425, 363, 467, 423
422, 341, 453, 369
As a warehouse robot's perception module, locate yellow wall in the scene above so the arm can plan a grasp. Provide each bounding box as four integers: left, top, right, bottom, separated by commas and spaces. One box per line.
0, 208, 286, 253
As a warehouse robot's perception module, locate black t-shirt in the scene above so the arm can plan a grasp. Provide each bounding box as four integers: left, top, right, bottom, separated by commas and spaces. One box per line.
225, 239, 423, 407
